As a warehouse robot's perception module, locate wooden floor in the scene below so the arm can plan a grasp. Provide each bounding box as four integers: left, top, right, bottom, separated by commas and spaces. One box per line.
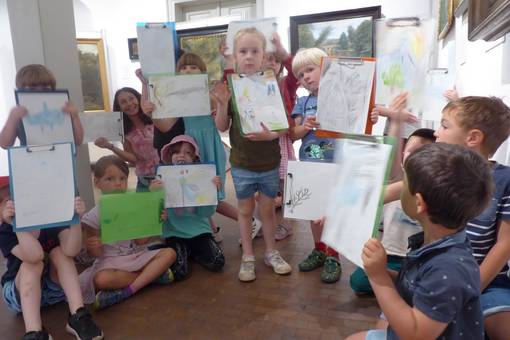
0, 172, 380, 339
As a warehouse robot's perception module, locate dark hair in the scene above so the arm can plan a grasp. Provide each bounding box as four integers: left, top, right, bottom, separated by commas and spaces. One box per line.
93, 155, 129, 178
404, 143, 493, 230
443, 96, 510, 155
112, 87, 152, 134
167, 142, 200, 163
408, 128, 436, 143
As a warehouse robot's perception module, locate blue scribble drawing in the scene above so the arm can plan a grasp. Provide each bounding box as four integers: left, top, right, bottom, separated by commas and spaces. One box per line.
179, 176, 200, 204
24, 102, 66, 131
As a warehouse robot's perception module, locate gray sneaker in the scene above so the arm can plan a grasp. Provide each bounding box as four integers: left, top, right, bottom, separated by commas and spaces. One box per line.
264, 250, 292, 275
238, 255, 256, 282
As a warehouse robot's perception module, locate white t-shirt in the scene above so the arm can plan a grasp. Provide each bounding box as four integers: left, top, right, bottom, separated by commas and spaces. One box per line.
381, 201, 422, 257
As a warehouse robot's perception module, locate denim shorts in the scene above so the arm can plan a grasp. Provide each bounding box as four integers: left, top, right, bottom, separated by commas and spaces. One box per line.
481, 277, 510, 316
366, 329, 386, 340
231, 166, 280, 200
2, 269, 65, 313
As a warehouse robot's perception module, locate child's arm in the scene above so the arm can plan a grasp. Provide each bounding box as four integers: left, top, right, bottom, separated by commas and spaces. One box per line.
58, 197, 86, 257
291, 115, 319, 141
94, 137, 138, 164
63, 101, 84, 146
219, 40, 235, 71
211, 82, 231, 132
479, 220, 510, 289
245, 124, 287, 142
83, 223, 103, 258
384, 181, 403, 204
141, 99, 178, 133
363, 238, 448, 339
0, 106, 27, 149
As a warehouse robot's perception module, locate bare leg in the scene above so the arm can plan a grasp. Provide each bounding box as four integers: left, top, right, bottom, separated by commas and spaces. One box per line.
94, 269, 140, 290
485, 312, 510, 340
238, 197, 256, 256
48, 246, 83, 314
258, 193, 276, 252
16, 261, 44, 332
310, 220, 324, 243
125, 248, 175, 293
216, 200, 238, 221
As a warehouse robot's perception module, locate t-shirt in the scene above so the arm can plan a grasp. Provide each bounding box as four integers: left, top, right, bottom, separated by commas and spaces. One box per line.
388, 230, 484, 340
125, 124, 160, 176
467, 162, 510, 285
0, 222, 67, 286
153, 118, 185, 160
164, 205, 216, 239
381, 201, 422, 257
291, 95, 335, 162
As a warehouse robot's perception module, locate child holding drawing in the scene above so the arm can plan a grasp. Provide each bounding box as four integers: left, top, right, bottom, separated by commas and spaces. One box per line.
149, 135, 225, 279
94, 87, 160, 192
0, 64, 84, 149
215, 27, 291, 282
0, 177, 104, 340
79, 155, 175, 310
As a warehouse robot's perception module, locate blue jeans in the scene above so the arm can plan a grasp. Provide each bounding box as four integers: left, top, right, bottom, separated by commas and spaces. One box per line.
231, 166, 280, 200
481, 276, 510, 316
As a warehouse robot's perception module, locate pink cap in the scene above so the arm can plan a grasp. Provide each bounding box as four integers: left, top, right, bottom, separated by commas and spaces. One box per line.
0, 176, 9, 190
161, 135, 200, 164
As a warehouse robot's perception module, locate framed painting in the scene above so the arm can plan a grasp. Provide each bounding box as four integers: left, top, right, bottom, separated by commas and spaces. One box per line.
177, 25, 228, 83
468, 0, 510, 41
289, 6, 381, 57
438, 0, 460, 39
128, 37, 139, 60
77, 38, 110, 112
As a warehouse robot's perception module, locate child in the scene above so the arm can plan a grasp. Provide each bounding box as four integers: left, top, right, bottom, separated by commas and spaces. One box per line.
79, 155, 175, 310
215, 27, 292, 282
347, 143, 492, 340
291, 47, 341, 283
349, 128, 435, 295
150, 135, 225, 279
94, 87, 160, 192
0, 177, 103, 340
0, 64, 84, 149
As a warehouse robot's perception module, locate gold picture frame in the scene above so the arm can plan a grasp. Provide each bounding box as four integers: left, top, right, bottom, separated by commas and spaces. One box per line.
77, 38, 110, 112
438, 0, 459, 40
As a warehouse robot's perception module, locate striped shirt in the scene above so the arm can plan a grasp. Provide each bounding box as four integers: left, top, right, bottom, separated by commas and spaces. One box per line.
467, 162, 510, 281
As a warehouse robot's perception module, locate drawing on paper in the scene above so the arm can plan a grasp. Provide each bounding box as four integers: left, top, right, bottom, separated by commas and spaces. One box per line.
230, 71, 288, 134
149, 74, 210, 118
81, 112, 123, 143
286, 187, 312, 213
316, 58, 375, 134
157, 164, 218, 208
375, 19, 434, 108
24, 102, 66, 131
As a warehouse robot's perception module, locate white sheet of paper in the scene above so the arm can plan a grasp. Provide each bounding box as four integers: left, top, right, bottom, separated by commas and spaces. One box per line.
148, 74, 211, 118
375, 18, 435, 109
137, 22, 176, 75
17, 91, 74, 146
157, 164, 218, 208
317, 58, 375, 134
81, 112, 124, 143
284, 161, 339, 221
322, 139, 393, 268
9, 143, 76, 230
230, 71, 288, 134
226, 18, 277, 53
416, 69, 454, 121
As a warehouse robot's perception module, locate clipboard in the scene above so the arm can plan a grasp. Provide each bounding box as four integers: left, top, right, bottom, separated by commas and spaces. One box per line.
321, 135, 396, 268
136, 22, 177, 75
8, 142, 79, 231
81, 111, 124, 143
15, 89, 75, 148
316, 56, 376, 136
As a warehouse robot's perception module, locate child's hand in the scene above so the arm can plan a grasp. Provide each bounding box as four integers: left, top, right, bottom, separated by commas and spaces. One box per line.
312, 216, 325, 227
245, 123, 278, 141
135, 68, 148, 85
62, 101, 79, 117
160, 209, 168, 222
370, 109, 379, 124
443, 87, 459, 102
212, 176, 221, 189
304, 116, 321, 131
271, 32, 288, 60
2, 200, 15, 225
9, 106, 28, 121
219, 40, 230, 57
94, 137, 113, 150
74, 197, 86, 217
362, 238, 388, 279
149, 178, 163, 191
210, 82, 231, 107
141, 99, 155, 117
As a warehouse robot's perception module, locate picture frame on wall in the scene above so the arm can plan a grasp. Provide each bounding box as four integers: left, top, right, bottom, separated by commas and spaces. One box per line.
468, 0, 510, 41
438, 0, 460, 40
177, 25, 228, 83
77, 38, 110, 112
289, 6, 381, 57
128, 37, 139, 60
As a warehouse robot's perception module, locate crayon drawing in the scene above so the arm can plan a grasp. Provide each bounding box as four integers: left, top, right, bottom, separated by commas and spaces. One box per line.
81, 111, 124, 143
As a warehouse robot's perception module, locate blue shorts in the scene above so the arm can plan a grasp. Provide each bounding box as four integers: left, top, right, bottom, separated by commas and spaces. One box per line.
231, 166, 279, 200
481, 278, 510, 316
2, 268, 65, 313
366, 329, 386, 340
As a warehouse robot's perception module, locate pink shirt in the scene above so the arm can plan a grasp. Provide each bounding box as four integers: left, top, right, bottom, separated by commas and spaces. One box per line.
125, 124, 160, 176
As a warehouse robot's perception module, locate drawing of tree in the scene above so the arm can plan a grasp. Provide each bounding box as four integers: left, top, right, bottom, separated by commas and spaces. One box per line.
289, 187, 312, 213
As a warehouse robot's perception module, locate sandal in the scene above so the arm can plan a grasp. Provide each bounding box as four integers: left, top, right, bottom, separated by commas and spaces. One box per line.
275, 224, 292, 241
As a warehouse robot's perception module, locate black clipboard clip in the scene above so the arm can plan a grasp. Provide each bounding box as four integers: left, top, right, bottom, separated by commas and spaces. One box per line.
337, 57, 365, 66
386, 17, 421, 27
26, 144, 55, 153
285, 172, 293, 206
427, 68, 449, 74
144, 22, 167, 29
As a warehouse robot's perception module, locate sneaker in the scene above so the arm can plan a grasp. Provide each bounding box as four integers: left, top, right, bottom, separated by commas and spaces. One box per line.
264, 250, 292, 275
94, 289, 126, 310
66, 307, 104, 340
22, 330, 52, 340
154, 268, 174, 285
275, 224, 292, 241
213, 227, 223, 243
238, 255, 256, 282
320, 256, 342, 284
238, 218, 263, 245
298, 249, 327, 272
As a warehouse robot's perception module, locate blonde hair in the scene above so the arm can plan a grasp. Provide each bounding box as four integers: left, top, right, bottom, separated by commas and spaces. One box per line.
444, 96, 510, 156
233, 27, 266, 52
177, 53, 207, 73
15, 64, 56, 89
292, 48, 327, 78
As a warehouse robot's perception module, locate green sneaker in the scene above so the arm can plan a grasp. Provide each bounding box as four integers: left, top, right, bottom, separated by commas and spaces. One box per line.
298, 249, 327, 272
321, 256, 342, 283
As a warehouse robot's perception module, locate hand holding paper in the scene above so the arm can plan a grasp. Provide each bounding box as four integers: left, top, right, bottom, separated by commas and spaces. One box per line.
74, 197, 86, 217
9, 106, 28, 121
362, 238, 388, 280
2, 200, 15, 225
245, 123, 280, 141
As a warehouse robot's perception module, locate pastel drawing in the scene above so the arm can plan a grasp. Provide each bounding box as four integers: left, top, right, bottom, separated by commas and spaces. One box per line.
24, 102, 65, 131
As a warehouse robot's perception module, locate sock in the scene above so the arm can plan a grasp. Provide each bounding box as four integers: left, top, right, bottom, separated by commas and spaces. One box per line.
121, 285, 134, 299
325, 246, 339, 258
315, 242, 327, 253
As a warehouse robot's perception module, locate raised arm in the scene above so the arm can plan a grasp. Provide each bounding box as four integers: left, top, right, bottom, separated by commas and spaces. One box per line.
211, 81, 231, 132
0, 106, 27, 149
